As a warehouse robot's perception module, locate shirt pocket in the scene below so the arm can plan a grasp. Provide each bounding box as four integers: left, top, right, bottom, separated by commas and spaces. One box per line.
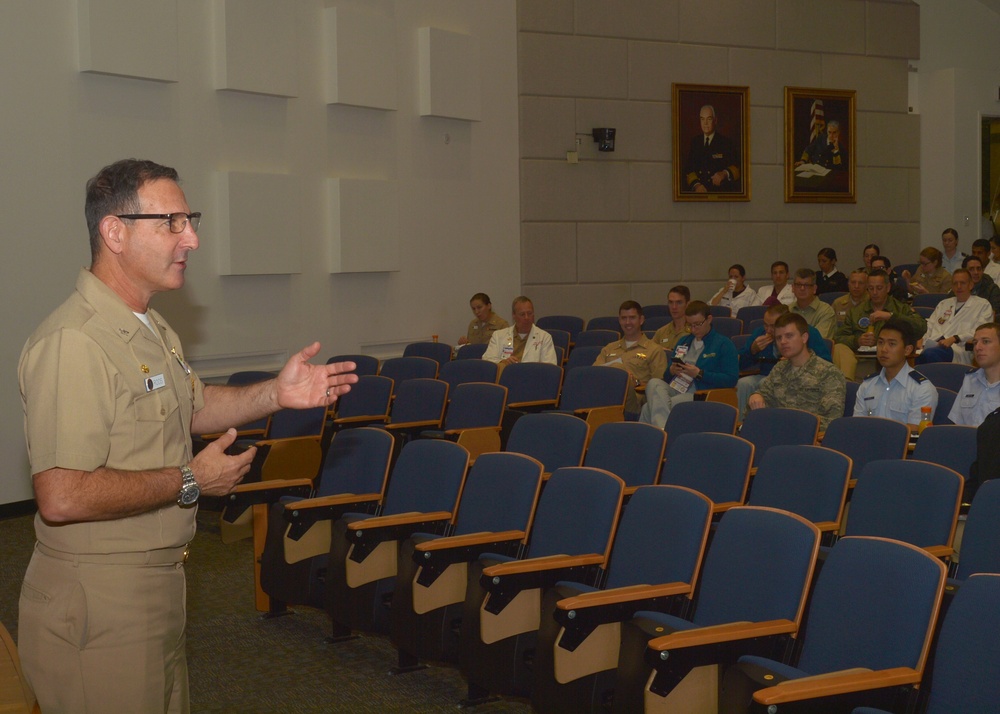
957, 390, 980, 412
130, 386, 181, 463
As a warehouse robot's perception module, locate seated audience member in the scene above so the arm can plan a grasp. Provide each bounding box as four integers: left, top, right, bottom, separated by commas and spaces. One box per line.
747, 312, 846, 431
757, 261, 795, 306
861, 243, 880, 272
709, 264, 762, 313
457, 292, 508, 347
963, 254, 1000, 317
482, 295, 557, 372
816, 247, 848, 294
831, 269, 868, 326
651, 285, 691, 352
737, 304, 832, 419
903, 247, 952, 296
917, 268, 993, 365
639, 301, 738, 428
870, 255, 908, 302
855, 317, 937, 425
991, 235, 1000, 276
833, 269, 927, 380
971, 238, 1000, 282
790, 268, 836, 339
593, 301, 667, 414
949, 322, 1000, 426
941, 228, 965, 274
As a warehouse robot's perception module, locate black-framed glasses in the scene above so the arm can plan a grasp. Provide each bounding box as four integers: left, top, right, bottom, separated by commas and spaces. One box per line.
116, 212, 202, 234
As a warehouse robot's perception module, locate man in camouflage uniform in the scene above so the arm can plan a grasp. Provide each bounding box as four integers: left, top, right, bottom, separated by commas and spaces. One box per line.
747, 312, 846, 430
833, 269, 927, 380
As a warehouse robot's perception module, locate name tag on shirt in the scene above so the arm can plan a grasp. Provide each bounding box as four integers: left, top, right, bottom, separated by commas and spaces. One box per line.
145, 373, 166, 392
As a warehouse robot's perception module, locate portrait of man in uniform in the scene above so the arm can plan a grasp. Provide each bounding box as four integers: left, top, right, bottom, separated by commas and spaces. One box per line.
785, 86, 856, 203
673, 83, 750, 202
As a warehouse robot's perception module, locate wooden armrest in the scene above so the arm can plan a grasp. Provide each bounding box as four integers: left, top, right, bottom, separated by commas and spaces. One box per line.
924, 545, 955, 559
255, 435, 320, 447
649, 619, 797, 651
344, 511, 453, 564
387, 420, 442, 431
346, 511, 452, 531
711, 500, 743, 514
415, 530, 526, 552
483, 553, 605, 578
508, 399, 559, 410
814, 520, 841, 532
412, 530, 526, 587
444, 426, 501, 437
557, 582, 693, 612
752, 667, 920, 705
233, 478, 312, 494
284, 492, 382, 512
551, 582, 696, 651
202, 427, 267, 440
481, 553, 607, 616
334, 415, 388, 425
221, 479, 314, 523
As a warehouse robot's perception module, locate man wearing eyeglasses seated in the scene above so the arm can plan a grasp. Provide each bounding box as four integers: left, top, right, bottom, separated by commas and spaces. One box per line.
638, 300, 738, 428
17, 159, 358, 713
790, 267, 836, 339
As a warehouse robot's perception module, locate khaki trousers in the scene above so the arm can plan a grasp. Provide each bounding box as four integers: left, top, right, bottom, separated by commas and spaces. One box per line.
18, 545, 189, 713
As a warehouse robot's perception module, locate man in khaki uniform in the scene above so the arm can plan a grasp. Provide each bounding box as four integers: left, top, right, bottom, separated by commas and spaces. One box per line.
651, 285, 691, 352
831, 268, 868, 326
18, 159, 358, 713
593, 301, 667, 413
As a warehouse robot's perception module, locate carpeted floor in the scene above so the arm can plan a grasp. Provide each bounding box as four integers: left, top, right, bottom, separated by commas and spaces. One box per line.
0, 508, 531, 713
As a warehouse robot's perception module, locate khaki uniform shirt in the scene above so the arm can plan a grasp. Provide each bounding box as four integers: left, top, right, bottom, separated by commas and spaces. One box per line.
651, 321, 691, 353
831, 294, 862, 326
465, 313, 508, 345
594, 335, 667, 413
792, 297, 837, 339
910, 267, 952, 295
19, 269, 205, 555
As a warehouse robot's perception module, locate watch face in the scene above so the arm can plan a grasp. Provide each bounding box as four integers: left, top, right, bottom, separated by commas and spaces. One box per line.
179, 483, 200, 506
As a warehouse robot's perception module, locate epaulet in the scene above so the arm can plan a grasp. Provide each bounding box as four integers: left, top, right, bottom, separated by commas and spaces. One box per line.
908, 370, 927, 384
862, 372, 879, 381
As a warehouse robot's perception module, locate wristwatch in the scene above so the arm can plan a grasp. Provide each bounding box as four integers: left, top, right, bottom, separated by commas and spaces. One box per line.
177, 465, 200, 507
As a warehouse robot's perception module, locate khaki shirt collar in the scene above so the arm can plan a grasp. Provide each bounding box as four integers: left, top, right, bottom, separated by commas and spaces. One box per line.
75, 268, 158, 345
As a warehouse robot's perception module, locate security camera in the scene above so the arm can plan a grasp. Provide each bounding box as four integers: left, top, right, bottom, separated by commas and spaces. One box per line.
592, 128, 616, 152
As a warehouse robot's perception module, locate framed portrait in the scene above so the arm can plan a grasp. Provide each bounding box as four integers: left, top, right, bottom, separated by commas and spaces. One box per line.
785, 87, 856, 203
672, 83, 750, 202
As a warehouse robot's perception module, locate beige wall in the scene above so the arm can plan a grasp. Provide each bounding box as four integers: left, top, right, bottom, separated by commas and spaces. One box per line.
914, 0, 1000, 247
0, 0, 520, 506
518, 0, 922, 320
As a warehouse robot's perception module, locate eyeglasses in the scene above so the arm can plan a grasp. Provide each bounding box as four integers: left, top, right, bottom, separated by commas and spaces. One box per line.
116, 212, 202, 233
687, 319, 708, 329
792, 282, 815, 288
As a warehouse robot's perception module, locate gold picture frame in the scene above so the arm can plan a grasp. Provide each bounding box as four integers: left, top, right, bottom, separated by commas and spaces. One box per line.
672, 83, 750, 202
784, 87, 856, 203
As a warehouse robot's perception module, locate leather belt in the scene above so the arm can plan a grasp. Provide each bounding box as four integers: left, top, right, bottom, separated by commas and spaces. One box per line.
36, 542, 190, 565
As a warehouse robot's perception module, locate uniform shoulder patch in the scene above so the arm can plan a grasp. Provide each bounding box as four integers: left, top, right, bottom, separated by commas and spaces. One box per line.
862, 372, 879, 381
908, 370, 927, 383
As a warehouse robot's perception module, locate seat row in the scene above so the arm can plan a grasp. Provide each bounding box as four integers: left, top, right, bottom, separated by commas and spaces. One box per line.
234, 428, 1000, 712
